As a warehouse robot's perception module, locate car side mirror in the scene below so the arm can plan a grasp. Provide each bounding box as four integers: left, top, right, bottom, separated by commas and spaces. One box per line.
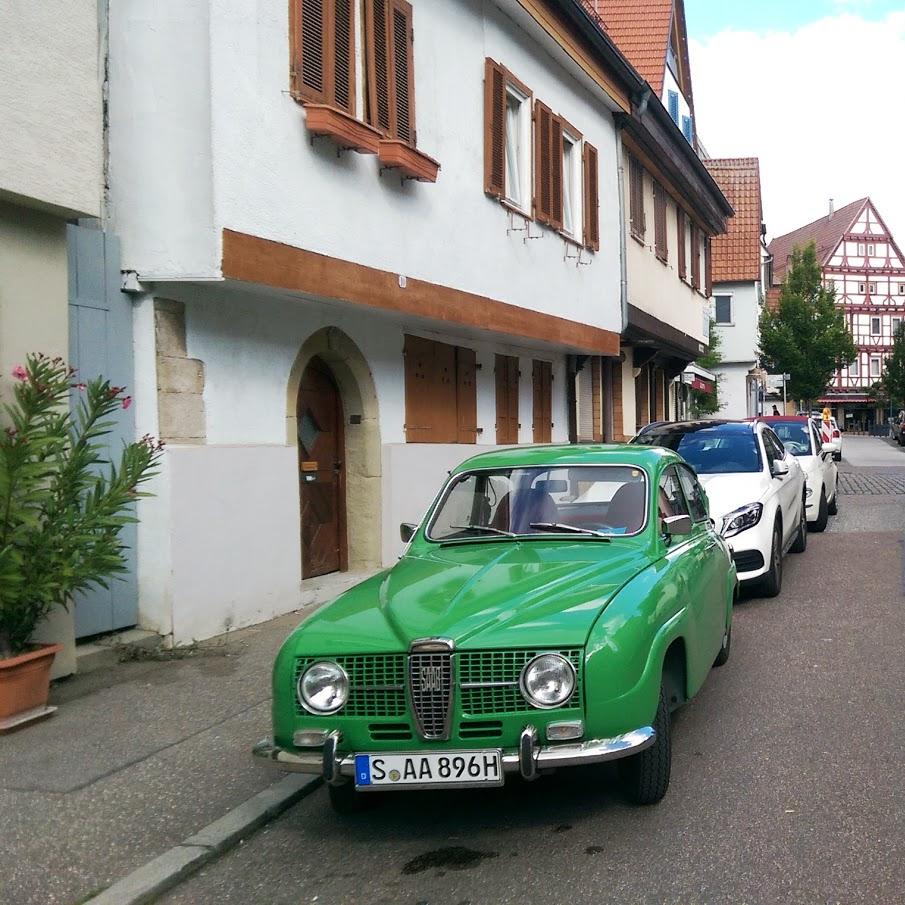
820, 442, 835, 455
400, 522, 417, 543
771, 459, 790, 478
662, 514, 693, 536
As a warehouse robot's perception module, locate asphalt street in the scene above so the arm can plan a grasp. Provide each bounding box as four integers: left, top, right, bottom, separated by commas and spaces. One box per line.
159, 437, 905, 905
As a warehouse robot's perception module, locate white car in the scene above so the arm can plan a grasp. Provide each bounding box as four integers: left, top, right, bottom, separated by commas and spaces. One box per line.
633, 421, 807, 597
812, 416, 842, 462
761, 416, 838, 531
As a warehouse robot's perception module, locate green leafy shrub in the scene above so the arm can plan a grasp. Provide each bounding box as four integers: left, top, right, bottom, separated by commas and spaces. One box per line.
0, 354, 163, 657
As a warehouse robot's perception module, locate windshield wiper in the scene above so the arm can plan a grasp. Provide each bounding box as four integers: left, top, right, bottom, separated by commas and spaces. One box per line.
529, 522, 612, 540
448, 524, 517, 538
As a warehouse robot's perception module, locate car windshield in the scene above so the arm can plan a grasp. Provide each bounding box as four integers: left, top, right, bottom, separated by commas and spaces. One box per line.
768, 422, 811, 456
427, 465, 648, 541
634, 425, 762, 474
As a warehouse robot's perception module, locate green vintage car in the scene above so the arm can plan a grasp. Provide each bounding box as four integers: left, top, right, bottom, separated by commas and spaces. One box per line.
254, 445, 736, 811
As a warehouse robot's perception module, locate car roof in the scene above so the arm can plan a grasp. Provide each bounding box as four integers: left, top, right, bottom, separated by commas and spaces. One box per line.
640, 419, 757, 433
451, 443, 681, 474
755, 416, 811, 423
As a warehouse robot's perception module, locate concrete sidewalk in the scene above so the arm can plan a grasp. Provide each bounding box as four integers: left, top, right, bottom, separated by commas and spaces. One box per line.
0, 608, 310, 905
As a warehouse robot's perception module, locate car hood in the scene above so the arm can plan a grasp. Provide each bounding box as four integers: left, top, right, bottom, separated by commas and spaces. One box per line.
698, 472, 772, 521
288, 541, 653, 654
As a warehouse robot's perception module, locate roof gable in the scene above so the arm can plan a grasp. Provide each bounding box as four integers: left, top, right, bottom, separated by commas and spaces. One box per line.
767, 197, 866, 285
590, 0, 675, 96
703, 158, 763, 283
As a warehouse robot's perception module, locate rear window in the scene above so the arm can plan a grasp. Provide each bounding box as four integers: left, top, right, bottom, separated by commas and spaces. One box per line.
634, 425, 762, 474
768, 422, 811, 456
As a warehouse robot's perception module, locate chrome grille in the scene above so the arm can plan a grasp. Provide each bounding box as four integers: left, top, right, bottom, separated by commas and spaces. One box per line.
408, 645, 453, 740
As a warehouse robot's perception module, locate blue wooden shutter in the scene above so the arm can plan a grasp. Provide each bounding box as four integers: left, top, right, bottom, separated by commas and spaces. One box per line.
682, 115, 693, 143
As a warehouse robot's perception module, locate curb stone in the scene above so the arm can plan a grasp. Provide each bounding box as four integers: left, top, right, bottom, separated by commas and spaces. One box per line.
85, 774, 320, 905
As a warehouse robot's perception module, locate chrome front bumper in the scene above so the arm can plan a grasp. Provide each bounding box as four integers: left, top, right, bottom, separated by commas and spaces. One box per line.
253, 725, 656, 785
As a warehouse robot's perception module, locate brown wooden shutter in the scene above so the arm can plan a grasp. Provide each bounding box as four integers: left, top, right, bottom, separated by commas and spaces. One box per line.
677, 208, 686, 279
550, 116, 564, 230
484, 59, 506, 198
629, 155, 645, 240
691, 224, 701, 290
331, 0, 355, 113
387, 0, 415, 145
653, 181, 667, 262
495, 354, 519, 444
534, 101, 553, 225
404, 335, 457, 443
704, 235, 713, 297
365, 0, 391, 132
583, 142, 600, 251
292, 0, 354, 114
293, 0, 326, 102
532, 360, 552, 443
455, 346, 477, 444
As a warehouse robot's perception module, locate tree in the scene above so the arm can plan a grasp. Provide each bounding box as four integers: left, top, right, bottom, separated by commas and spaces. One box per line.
690, 318, 722, 417
759, 242, 857, 409
880, 322, 905, 412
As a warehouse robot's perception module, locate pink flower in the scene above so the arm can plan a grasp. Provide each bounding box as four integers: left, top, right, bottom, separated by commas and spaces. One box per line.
122, 396, 133, 411
11, 365, 27, 381
73, 382, 87, 391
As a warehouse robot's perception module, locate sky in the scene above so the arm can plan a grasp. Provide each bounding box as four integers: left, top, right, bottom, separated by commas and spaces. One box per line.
686, 0, 905, 246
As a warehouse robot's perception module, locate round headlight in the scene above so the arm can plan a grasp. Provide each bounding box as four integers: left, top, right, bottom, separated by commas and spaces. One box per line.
519, 653, 576, 709
297, 661, 349, 714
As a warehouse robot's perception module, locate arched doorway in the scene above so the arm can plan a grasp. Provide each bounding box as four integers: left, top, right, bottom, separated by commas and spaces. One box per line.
297, 356, 347, 577
287, 328, 382, 578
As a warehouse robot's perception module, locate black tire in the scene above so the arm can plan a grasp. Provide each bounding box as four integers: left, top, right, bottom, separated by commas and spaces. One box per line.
759, 522, 783, 598
833, 452, 841, 462
328, 781, 373, 815
827, 484, 838, 516
620, 684, 671, 805
791, 495, 808, 551
898, 434, 905, 447
810, 488, 828, 533
713, 622, 731, 668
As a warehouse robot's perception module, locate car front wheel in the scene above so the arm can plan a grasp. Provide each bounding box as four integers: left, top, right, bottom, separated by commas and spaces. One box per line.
810, 488, 828, 532
828, 486, 838, 516
713, 622, 731, 667
759, 521, 783, 597
791, 494, 808, 550
620, 684, 671, 805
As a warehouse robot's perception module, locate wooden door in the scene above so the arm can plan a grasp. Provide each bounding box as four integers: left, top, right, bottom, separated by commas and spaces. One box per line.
298, 357, 347, 578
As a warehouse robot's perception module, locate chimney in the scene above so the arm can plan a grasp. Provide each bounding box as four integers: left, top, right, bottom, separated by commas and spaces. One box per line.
829, 197, 834, 216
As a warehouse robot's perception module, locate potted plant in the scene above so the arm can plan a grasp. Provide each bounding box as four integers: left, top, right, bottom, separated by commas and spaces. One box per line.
0, 354, 162, 731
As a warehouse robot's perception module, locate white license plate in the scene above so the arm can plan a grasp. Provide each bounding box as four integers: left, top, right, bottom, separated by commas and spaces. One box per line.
354, 750, 504, 790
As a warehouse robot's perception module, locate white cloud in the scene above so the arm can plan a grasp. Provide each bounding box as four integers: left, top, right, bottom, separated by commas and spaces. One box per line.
690, 12, 905, 245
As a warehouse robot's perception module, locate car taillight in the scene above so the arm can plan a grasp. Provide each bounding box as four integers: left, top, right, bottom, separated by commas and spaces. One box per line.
833, 430, 840, 438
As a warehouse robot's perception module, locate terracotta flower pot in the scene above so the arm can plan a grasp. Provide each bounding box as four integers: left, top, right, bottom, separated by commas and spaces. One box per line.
0, 643, 62, 731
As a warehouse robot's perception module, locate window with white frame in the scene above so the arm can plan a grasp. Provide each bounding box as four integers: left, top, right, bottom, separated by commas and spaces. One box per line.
714, 295, 732, 324
893, 316, 903, 337
871, 317, 881, 335
849, 358, 860, 378
503, 84, 531, 213
827, 279, 836, 291
868, 244, 875, 255
858, 283, 866, 293
560, 129, 583, 241
869, 282, 877, 293
898, 283, 905, 294
870, 356, 882, 377
857, 243, 865, 256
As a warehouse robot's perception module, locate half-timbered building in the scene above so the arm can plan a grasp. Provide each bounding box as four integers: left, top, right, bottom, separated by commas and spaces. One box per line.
768, 197, 905, 430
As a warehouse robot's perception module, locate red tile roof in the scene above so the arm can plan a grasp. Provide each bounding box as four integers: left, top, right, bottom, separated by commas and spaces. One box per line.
703, 158, 763, 283
589, 0, 673, 95
767, 197, 867, 285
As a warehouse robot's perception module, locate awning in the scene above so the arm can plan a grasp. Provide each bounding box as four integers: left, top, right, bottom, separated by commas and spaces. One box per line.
818, 395, 876, 404
681, 362, 716, 394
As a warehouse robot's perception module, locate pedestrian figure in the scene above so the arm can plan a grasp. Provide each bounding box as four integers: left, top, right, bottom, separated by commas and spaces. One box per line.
772, 404, 780, 416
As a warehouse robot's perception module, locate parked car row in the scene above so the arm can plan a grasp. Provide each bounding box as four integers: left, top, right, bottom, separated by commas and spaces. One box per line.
634, 417, 838, 596
253, 416, 836, 814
